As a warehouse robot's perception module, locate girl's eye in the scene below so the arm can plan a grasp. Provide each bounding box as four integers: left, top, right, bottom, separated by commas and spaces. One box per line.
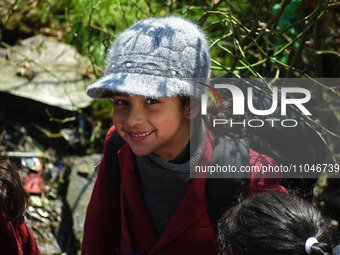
114, 99, 128, 105
146, 98, 159, 104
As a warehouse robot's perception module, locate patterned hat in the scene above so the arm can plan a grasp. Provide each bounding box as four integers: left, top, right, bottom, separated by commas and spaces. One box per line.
86, 16, 210, 99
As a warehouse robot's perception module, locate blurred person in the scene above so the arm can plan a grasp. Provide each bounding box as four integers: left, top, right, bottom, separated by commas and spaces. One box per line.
0, 159, 41, 255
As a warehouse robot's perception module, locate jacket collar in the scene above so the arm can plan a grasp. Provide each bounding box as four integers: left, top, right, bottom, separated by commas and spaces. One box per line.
118, 129, 215, 251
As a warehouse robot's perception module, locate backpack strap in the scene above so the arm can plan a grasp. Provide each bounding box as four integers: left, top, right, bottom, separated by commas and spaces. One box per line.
206, 135, 249, 228
105, 130, 126, 205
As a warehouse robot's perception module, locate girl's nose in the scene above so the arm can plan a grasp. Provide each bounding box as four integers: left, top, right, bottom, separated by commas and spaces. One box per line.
126, 106, 144, 127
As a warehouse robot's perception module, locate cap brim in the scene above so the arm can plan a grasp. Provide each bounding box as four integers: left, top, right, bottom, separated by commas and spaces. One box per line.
86, 73, 204, 99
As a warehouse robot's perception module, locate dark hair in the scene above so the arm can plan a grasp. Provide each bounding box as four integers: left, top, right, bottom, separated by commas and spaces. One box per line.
179, 90, 244, 139
200, 75, 249, 138
0, 160, 29, 222
179, 95, 191, 107
201, 87, 245, 138
218, 192, 333, 255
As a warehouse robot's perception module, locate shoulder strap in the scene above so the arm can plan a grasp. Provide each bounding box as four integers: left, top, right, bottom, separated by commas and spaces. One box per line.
206, 135, 249, 228
105, 130, 126, 205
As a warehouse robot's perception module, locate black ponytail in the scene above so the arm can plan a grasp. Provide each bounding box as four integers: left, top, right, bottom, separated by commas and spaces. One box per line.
218, 192, 333, 255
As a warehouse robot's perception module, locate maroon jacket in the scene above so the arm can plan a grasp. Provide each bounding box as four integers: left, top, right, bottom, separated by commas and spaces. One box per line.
0, 215, 40, 255
82, 126, 287, 255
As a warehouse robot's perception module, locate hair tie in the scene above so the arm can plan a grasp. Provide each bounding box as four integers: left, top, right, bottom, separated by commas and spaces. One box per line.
305, 237, 319, 254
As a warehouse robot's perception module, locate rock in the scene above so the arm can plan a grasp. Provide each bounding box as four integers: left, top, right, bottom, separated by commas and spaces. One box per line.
77, 163, 91, 175
65, 154, 102, 242
0, 35, 93, 112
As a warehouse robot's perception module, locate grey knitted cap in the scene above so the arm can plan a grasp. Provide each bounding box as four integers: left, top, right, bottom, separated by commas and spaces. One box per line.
86, 16, 211, 99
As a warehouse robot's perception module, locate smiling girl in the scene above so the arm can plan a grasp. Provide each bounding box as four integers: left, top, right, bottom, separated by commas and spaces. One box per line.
82, 16, 286, 255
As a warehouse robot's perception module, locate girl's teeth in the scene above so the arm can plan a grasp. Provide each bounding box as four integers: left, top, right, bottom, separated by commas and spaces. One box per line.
131, 131, 152, 137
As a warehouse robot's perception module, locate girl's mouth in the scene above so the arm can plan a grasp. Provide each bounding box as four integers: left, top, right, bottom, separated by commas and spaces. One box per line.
128, 131, 154, 141
130, 131, 153, 137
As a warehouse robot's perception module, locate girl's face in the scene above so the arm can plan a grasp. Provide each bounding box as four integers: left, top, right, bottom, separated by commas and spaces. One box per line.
112, 94, 191, 162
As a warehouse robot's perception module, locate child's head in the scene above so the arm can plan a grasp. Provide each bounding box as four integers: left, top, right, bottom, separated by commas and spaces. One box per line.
218, 192, 333, 255
87, 17, 210, 160
110, 94, 193, 161
0, 160, 28, 222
